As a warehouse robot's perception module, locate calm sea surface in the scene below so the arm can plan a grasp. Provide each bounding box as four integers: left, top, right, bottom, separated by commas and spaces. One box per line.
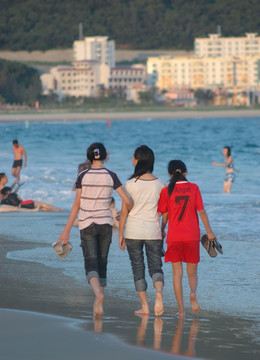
1, 117, 260, 321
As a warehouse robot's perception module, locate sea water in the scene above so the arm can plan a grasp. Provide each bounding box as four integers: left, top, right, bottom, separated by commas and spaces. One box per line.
0, 116, 260, 320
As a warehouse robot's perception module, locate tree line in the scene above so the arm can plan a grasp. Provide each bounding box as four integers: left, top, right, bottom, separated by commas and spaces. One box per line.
0, 59, 41, 104
0, 0, 260, 51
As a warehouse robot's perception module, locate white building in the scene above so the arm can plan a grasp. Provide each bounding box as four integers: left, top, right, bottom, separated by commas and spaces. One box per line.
73, 36, 115, 67
41, 61, 146, 99
109, 64, 146, 95
195, 33, 260, 58
147, 55, 260, 91
41, 60, 110, 98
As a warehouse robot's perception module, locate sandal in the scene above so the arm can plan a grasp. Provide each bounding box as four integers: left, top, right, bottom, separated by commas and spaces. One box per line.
201, 235, 217, 258
213, 238, 223, 254
52, 242, 72, 258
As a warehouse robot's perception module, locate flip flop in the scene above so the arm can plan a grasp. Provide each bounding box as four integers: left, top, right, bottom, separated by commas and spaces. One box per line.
52, 242, 72, 258
212, 237, 223, 254
201, 235, 217, 258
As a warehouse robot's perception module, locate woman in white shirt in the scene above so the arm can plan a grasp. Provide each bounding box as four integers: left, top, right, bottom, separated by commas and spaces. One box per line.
119, 145, 165, 316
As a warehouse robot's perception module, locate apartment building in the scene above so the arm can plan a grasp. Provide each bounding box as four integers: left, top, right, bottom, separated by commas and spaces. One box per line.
41, 60, 110, 98
195, 33, 260, 58
41, 62, 146, 99
147, 55, 260, 91
109, 65, 146, 94
73, 36, 115, 67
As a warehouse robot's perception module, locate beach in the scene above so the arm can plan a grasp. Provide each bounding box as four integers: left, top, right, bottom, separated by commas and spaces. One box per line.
1, 233, 259, 360
0, 115, 260, 360
0, 108, 260, 122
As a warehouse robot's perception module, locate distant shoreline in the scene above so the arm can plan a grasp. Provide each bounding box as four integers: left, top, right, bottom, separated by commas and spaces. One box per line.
0, 109, 260, 122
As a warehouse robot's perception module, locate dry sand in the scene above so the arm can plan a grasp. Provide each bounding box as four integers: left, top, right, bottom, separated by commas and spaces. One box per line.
0, 109, 260, 123
0, 49, 193, 64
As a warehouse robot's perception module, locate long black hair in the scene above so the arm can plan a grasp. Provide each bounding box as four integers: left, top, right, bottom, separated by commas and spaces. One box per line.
224, 146, 231, 157
87, 142, 107, 163
129, 145, 154, 180
168, 160, 187, 196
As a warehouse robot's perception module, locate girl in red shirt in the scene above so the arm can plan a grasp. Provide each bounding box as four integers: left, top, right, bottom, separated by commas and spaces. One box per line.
158, 160, 215, 317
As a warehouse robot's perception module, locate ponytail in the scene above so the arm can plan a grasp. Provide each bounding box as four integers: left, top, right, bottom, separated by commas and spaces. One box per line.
168, 160, 187, 196
129, 145, 154, 180
87, 142, 107, 163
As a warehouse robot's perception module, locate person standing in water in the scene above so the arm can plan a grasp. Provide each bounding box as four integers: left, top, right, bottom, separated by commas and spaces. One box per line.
12, 139, 27, 183
212, 146, 237, 193
119, 145, 165, 317
158, 160, 215, 318
58, 142, 132, 317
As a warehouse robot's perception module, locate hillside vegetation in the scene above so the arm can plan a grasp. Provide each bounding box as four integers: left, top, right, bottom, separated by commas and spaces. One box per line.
0, 59, 41, 104
1, 0, 260, 51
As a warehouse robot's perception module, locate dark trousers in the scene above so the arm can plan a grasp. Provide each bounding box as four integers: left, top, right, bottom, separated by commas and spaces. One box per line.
80, 223, 112, 287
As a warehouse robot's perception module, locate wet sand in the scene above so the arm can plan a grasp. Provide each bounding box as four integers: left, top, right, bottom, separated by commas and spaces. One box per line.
0, 235, 259, 360
0, 109, 260, 122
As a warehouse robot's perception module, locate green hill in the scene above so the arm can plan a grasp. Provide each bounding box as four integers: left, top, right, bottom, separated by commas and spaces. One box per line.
0, 59, 41, 104
1, 0, 260, 51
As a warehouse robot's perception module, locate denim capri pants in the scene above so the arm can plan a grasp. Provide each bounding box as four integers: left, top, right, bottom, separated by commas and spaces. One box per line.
80, 223, 112, 287
125, 239, 164, 292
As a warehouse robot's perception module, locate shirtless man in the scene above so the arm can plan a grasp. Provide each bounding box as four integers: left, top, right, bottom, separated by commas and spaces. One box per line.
12, 139, 27, 182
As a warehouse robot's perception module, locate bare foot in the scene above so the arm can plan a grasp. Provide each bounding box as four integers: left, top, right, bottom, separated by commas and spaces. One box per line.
135, 307, 149, 315
176, 311, 185, 318
154, 292, 164, 316
93, 293, 104, 317
190, 293, 200, 314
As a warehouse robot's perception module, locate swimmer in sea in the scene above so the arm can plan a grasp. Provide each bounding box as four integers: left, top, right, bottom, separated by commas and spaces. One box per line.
12, 139, 27, 183
212, 146, 238, 193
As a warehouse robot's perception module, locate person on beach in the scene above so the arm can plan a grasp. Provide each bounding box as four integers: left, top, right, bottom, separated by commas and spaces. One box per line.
212, 146, 238, 193
1, 186, 61, 211
119, 145, 165, 317
73, 197, 119, 228
158, 160, 215, 318
72, 160, 91, 191
0, 172, 24, 203
58, 142, 132, 317
12, 139, 27, 183
0, 203, 39, 212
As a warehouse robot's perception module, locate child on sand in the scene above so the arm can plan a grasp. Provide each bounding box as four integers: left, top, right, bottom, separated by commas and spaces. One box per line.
58, 142, 132, 317
158, 160, 215, 317
119, 145, 165, 317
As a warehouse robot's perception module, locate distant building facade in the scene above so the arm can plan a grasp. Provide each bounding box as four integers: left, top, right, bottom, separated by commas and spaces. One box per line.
73, 36, 115, 67
41, 61, 146, 99
147, 55, 260, 91
109, 65, 146, 94
195, 33, 260, 58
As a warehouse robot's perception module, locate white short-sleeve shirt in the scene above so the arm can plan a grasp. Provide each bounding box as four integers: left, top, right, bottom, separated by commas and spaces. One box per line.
124, 177, 165, 240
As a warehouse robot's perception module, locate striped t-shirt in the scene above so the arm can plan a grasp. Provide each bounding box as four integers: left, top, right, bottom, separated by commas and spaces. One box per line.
75, 167, 122, 230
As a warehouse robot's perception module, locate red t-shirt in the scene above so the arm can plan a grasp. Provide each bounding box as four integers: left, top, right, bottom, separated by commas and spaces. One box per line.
158, 181, 204, 243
